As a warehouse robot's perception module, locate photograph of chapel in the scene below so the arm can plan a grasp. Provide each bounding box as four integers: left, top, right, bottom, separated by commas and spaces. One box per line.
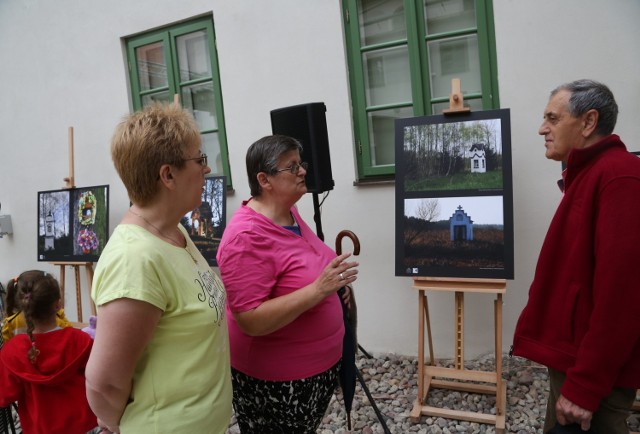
398, 196, 507, 277
401, 112, 506, 193
37, 189, 71, 259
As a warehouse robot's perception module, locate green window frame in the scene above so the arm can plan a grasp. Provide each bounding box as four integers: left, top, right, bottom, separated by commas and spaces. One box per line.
125, 16, 232, 185
342, 0, 499, 180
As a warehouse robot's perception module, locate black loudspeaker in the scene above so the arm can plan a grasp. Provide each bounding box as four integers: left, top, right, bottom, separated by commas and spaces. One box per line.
270, 102, 334, 194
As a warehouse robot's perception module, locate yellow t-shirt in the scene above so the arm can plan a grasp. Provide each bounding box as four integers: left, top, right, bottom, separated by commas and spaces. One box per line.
92, 224, 232, 434
2, 309, 72, 343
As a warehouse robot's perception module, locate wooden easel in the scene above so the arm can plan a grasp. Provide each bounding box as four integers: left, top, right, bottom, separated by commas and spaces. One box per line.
49, 126, 96, 326
408, 79, 505, 432
409, 277, 507, 433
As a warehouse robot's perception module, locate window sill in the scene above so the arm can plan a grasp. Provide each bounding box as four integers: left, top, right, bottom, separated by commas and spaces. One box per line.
352, 176, 395, 187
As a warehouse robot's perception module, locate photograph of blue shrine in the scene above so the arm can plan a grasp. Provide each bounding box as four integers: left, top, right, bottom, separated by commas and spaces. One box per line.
400, 196, 508, 277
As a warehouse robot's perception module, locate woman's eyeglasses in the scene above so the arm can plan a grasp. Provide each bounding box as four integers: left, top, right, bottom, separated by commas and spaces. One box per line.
183, 153, 208, 167
276, 162, 308, 175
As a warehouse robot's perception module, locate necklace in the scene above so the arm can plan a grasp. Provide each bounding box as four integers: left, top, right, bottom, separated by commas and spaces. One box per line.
127, 209, 198, 264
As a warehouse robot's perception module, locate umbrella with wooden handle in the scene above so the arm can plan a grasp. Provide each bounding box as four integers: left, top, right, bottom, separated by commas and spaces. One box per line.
335, 230, 391, 433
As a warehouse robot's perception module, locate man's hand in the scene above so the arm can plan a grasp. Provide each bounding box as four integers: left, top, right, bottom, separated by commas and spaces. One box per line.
556, 394, 593, 431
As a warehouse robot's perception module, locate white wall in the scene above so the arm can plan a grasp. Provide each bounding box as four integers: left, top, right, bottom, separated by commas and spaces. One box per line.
1, 0, 639, 358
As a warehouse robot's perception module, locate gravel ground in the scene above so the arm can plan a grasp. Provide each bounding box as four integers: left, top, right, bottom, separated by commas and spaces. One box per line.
3, 353, 636, 433
226, 352, 640, 434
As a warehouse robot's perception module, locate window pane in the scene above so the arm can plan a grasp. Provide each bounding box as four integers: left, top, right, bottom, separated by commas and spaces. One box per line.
136, 42, 168, 91
363, 46, 412, 107
368, 106, 413, 166
176, 30, 212, 81
424, 0, 476, 35
201, 132, 223, 175
358, 0, 406, 46
182, 82, 217, 131
427, 35, 481, 99
141, 91, 171, 106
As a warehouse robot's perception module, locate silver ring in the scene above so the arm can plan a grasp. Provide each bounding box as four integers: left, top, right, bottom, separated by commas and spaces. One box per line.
339, 273, 344, 280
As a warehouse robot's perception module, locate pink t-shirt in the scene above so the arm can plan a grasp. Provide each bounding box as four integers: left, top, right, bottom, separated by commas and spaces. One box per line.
216, 202, 343, 381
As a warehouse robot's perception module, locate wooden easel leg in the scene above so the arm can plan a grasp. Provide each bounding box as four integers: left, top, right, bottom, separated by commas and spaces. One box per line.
495, 293, 505, 433
85, 263, 96, 316
74, 265, 82, 323
58, 265, 66, 307
454, 291, 464, 370
411, 290, 427, 422
424, 295, 434, 366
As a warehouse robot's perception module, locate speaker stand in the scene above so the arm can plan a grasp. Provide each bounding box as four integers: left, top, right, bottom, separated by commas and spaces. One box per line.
312, 193, 325, 242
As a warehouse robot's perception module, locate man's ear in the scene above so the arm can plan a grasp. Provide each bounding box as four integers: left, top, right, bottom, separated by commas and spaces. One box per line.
582, 109, 599, 138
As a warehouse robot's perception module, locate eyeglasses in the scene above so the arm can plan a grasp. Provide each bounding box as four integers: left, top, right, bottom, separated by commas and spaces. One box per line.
275, 161, 308, 175
183, 153, 208, 167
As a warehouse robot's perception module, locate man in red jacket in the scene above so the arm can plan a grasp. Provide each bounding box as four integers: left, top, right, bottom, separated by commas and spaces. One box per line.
512, 79, 640, 433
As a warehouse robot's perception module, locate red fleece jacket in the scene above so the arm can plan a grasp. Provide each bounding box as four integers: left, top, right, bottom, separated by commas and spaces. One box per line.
513, 134, 640, 411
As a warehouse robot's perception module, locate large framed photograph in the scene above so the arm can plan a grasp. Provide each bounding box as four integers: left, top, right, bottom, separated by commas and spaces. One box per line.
180, 176, 227, 266
395, 109, 514, 279
37, 185, 109, 263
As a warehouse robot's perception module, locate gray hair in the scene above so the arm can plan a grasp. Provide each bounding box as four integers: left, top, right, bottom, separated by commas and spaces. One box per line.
246, 135, 303, 197
551, 79, 618, 136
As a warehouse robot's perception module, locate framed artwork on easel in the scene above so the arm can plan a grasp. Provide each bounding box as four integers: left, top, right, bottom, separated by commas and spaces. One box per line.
180, 175, 227, 266
394, 108, 514, 279
37, 184, 110, 263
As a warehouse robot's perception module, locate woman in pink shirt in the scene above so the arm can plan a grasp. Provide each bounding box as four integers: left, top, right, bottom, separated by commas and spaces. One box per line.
216, 135, 358, 433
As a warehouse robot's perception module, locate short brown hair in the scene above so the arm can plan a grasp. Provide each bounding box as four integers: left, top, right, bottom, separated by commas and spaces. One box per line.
110, 102, 201, 205
246, 135, 303, 197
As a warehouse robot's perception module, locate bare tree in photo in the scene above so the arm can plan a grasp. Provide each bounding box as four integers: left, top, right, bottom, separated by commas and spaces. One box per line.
417, 198, 440, 222
405, 199, 441, 246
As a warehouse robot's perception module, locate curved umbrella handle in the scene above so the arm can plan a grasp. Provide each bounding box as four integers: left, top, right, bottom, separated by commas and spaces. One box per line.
335, 230, 360, 256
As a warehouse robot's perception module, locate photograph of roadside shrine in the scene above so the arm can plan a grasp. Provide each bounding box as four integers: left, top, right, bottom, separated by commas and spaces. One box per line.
402, 117, 504, 193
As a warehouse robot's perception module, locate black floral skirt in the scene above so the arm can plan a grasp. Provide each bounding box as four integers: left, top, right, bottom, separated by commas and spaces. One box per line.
231, 360, 341, 434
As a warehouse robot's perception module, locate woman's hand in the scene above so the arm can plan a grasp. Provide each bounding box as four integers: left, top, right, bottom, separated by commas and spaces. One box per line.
315, 252, 359, 297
